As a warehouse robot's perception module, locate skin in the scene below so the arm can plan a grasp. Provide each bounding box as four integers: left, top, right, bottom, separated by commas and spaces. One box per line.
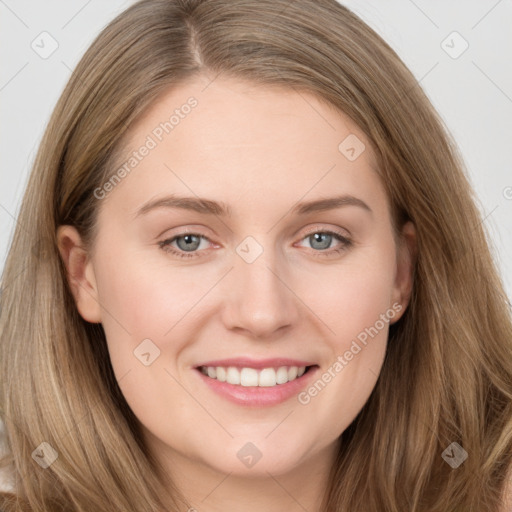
58, 75, 416, 512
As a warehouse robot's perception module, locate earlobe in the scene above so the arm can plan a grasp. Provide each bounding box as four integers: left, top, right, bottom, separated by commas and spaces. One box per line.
390, 221, 417, 323
56, 225, 102, 323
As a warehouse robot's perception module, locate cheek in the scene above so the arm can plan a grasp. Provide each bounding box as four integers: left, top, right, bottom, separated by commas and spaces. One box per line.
94, 245, 206, 338
304, 248, 397, 344
91, 250, 204, 432
295, 246, 396, 427
91, 243, 232, 410
319, 270, 392, 372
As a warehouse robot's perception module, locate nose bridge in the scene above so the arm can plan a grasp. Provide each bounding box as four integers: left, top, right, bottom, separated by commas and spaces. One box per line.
222, 235, 298, 337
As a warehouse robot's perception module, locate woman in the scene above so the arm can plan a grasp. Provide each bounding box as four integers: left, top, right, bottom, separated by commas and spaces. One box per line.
1, 0, 511, 510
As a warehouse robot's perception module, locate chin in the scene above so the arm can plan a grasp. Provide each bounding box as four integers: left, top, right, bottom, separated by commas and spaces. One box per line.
201, 438, 312, 478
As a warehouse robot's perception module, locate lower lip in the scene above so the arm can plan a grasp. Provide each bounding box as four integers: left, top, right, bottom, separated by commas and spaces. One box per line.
195, 366, 319, 407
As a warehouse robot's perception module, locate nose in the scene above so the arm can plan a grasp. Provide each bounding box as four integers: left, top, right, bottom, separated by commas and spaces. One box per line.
220, 242, 300, 339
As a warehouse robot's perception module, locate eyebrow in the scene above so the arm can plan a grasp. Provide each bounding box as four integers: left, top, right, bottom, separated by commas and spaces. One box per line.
134, 194, 372, 218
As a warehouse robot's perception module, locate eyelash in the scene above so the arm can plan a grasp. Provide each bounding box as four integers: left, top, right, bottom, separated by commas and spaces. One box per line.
158, 228, 352, 260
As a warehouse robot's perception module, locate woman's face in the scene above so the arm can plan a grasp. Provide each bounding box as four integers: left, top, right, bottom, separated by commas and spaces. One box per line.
58, 76, 415, 480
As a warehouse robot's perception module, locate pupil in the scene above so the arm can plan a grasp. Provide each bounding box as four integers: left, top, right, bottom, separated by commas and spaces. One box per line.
311, 233, 331, 250
178, 234, 200, 251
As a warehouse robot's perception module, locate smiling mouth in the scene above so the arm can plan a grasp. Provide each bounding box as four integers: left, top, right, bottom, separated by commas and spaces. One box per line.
197, 365, 317, 387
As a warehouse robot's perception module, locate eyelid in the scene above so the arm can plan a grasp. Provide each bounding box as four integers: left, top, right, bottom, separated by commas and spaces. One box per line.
156, 224, 217, 240
159, 224, 350, 246
299, 224, 351, 239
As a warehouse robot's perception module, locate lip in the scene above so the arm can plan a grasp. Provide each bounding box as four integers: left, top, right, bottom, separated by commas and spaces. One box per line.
194, 363, 320, 407
193, 357, 317, 370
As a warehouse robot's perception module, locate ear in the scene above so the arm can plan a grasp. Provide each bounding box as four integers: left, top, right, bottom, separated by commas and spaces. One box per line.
390, 220, 416, 324
56, 225, 102, 323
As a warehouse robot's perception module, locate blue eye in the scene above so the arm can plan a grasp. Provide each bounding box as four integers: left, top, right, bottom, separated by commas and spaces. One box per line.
305, 232, 339, 250
158, 233, 211, 259
298, 230, 352, 257
158, 229, 352, 259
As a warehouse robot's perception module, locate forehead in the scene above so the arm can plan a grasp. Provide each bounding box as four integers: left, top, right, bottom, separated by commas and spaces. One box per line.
102, 76, 386, 220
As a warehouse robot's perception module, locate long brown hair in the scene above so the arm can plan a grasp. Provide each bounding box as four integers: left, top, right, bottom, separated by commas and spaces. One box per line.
1, 0, 511, 510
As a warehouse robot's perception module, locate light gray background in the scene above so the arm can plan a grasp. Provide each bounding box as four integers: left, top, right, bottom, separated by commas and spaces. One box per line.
0, 0, 511, 494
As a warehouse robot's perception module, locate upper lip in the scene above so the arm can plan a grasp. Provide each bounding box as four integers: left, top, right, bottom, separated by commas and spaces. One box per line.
195, 357, 317, 370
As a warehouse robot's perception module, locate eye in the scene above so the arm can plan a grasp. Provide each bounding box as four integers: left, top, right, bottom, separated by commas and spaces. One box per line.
158, 233, 212, 259
296, 228, 352, 257
158, 227, 352, 260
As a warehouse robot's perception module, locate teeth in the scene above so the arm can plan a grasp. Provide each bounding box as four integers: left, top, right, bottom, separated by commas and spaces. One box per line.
259, 368, 276, 387
276, 366, 289, 384
216, 366, 227, 382
200, 365, 308, 387
226, 366, 240, 385
241, 368, 258, 387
